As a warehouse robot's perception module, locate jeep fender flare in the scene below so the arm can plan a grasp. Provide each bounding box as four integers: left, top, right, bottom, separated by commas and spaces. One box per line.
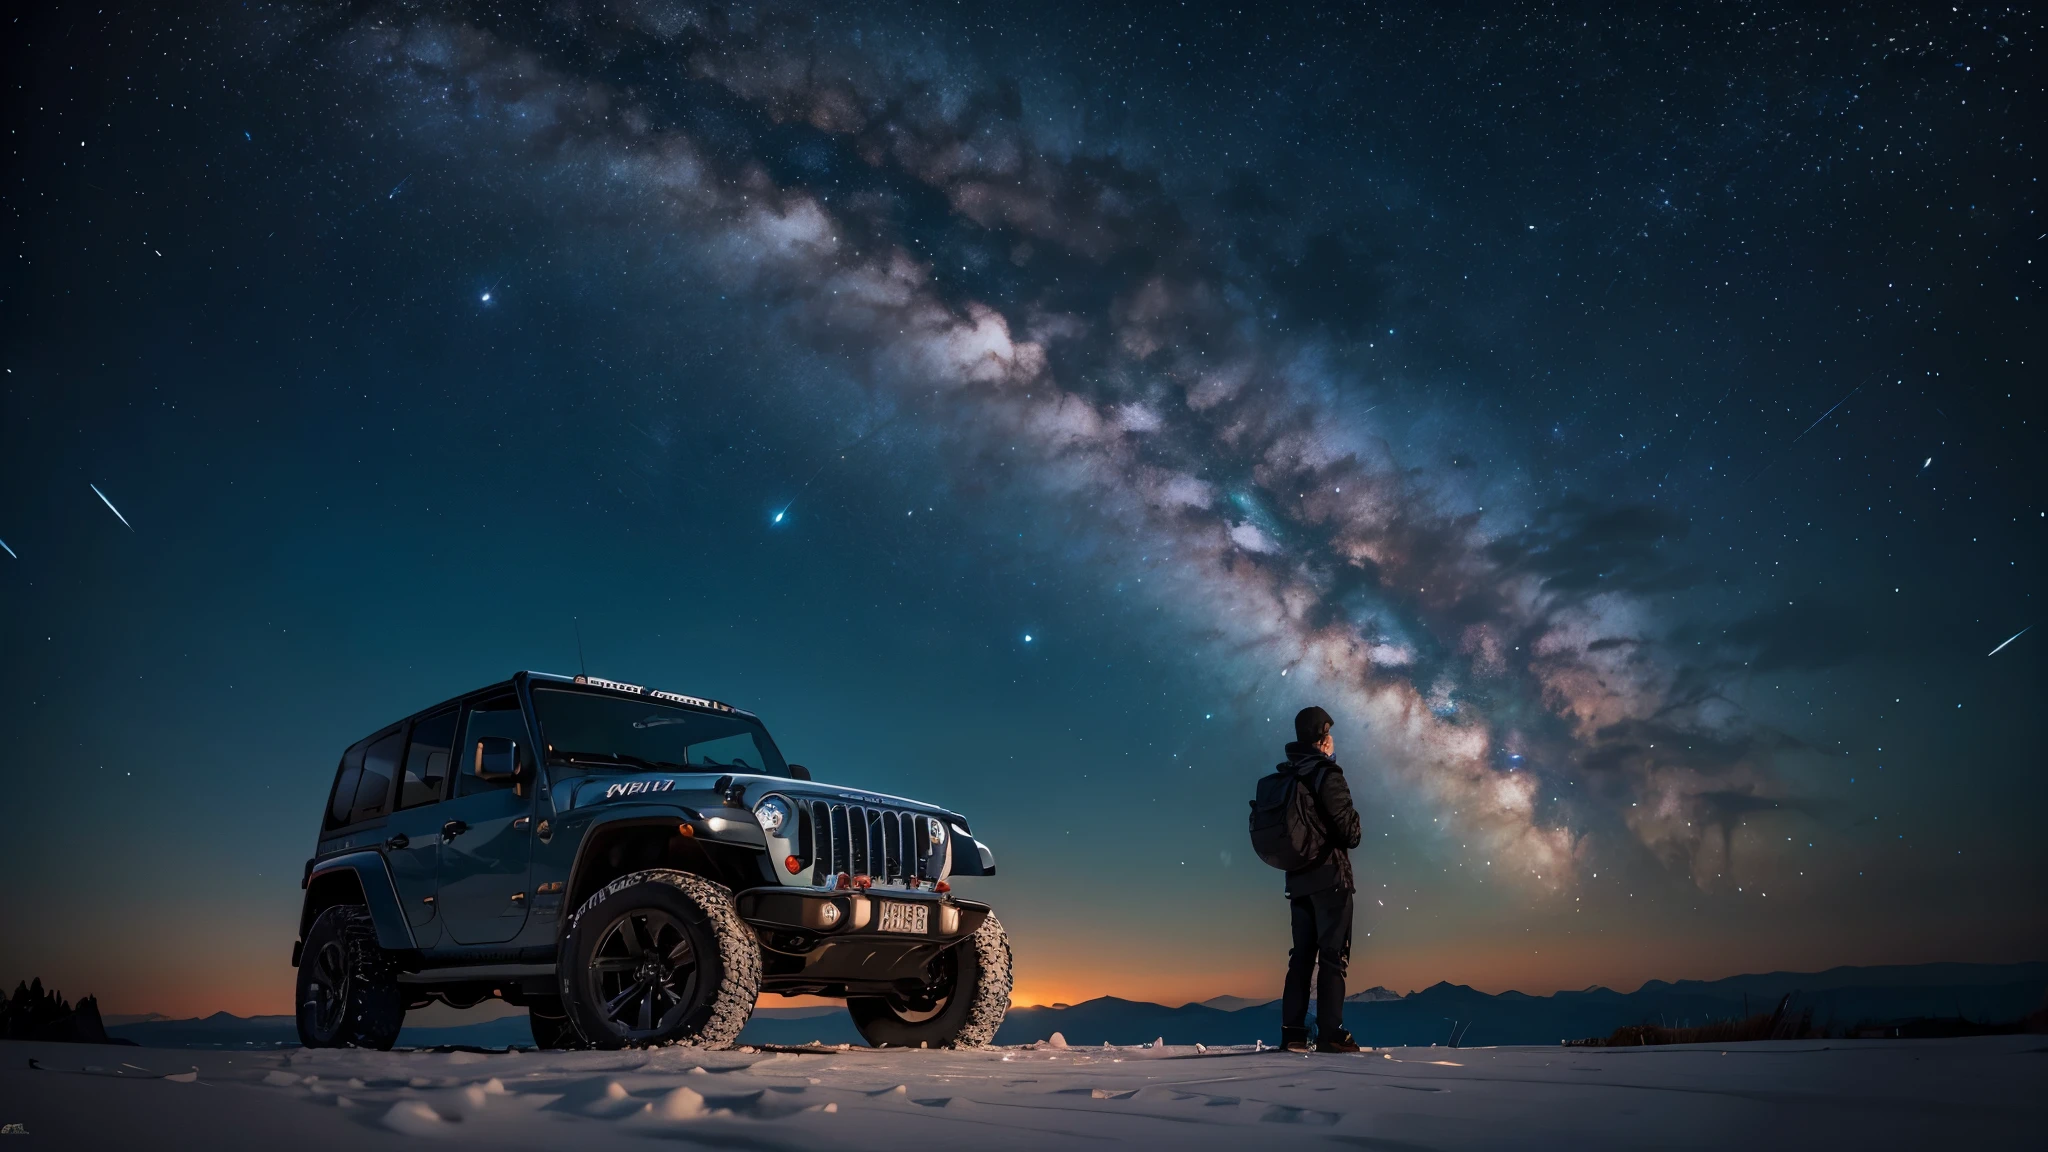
559, 810, 769, 928
300, 852, 415, 956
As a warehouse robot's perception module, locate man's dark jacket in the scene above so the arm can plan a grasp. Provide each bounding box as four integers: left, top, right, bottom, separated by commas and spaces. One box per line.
1279, 742, 1363, 897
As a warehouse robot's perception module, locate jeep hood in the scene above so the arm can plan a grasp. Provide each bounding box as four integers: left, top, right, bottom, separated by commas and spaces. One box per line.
555, 770, 967, 827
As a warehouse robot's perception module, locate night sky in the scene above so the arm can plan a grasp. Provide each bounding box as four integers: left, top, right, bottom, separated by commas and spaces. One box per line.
2, 2, 2041, 1018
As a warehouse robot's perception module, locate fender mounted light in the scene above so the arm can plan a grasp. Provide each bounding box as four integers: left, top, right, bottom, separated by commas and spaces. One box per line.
784, 855, 803, 874
677, 823, 695, 837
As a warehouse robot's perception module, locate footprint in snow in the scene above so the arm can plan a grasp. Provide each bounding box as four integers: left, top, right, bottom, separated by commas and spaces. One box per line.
1259, 1104, 1340, 1125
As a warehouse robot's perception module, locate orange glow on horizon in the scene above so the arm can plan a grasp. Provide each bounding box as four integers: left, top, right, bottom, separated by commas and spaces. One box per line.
31, 918, 2036, 1021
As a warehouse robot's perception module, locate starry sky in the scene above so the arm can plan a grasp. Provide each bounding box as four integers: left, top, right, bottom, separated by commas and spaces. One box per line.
2, 2, 2041, 1018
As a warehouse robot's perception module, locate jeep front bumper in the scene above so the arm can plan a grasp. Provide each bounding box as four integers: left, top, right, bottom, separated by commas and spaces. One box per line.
737, 887, 988, 943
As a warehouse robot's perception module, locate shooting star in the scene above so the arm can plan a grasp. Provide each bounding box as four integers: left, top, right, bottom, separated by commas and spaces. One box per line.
1988, 626, 2030, 657
770, 411, 909, 528
1790, 385, 1860, 446
90, 483, 133, 530
1742, 378, 1871, 486
0, 538, 15, 560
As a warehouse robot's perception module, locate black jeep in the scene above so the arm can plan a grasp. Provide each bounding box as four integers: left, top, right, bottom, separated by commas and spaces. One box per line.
293, 672, 1007, 1050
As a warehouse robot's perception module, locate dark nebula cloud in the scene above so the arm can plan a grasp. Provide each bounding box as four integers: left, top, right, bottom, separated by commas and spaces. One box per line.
1722, 597, 1872, 672
1485, 498, 1698, 596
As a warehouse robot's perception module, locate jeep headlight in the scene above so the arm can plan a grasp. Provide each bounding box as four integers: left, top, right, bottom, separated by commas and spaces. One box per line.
753, 796, 792, 839
926, 816, 946, 848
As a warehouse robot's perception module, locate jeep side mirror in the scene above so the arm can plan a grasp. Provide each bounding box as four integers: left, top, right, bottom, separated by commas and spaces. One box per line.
474, 737, 521, 781
788, 764, 811, 781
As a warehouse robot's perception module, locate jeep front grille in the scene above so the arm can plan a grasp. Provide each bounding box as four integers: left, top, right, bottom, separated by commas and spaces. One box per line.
802, 801, 939, 886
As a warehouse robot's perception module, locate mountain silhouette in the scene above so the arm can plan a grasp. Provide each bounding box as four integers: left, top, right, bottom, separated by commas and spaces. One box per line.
97, 961, 2048, 1050
990, 963, 2048, 1047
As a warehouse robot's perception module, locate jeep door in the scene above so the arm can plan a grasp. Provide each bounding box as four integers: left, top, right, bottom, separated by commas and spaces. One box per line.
383, 708, 458, 949
437, 693, 536, 945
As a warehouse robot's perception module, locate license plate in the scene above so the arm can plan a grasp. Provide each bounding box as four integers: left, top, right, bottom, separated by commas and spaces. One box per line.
876, 901, 928, 935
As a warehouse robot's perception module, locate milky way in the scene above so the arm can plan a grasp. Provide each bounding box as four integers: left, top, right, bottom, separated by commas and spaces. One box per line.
6, 0, 2040, 1018
266, 2, 1847, 889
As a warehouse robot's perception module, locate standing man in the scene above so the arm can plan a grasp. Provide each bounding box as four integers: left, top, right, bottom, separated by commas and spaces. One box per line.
1279, 706, 1362, 1053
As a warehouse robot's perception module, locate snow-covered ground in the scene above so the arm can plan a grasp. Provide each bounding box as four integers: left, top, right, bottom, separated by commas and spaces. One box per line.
1, 1035, 2039, 1149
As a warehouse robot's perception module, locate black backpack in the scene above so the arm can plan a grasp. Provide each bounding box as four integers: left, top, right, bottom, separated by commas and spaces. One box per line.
1248, 762, 1332, 872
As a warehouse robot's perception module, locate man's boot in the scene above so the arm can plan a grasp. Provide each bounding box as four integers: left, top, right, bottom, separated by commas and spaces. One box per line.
1316, 1028, 1360, 1054
1280, 1026, 1312, 1053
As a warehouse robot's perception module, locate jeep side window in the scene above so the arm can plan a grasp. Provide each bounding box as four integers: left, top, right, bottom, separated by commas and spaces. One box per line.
397, 707, 457, 810
455, 696, 528, 797
324, 742, 368, 830
350, 728, 404, 825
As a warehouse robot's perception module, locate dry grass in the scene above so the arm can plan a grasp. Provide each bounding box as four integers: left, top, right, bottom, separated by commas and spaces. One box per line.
1567, 994, 1814, 1047
1568, 994, 2048, 1048
1844, 1007, 2048, 1040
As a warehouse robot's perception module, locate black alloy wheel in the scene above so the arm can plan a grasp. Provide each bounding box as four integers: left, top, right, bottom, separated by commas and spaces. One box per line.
559, 869, 761, 1049
847, 913, 1012, 1049
886, 947, 959, 1024
305, 937, 351, 1037
294, 904, 405, 1049
589, 908, 701, 1039
527, 999, 579, 1049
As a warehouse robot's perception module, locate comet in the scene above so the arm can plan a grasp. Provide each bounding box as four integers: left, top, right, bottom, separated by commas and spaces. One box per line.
0, 538, 15, 560
1988, 626, 2029, 657
90, 483, 133, 530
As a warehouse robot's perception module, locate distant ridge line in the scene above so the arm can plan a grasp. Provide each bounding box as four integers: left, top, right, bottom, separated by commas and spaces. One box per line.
97, 961, 2048, 1051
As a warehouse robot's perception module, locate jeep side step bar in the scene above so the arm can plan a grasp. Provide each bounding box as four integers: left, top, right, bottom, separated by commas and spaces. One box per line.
397, 963, 557, 984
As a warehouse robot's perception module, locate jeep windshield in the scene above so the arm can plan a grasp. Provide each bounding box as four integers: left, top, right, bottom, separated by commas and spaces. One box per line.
531, 687, 792, 777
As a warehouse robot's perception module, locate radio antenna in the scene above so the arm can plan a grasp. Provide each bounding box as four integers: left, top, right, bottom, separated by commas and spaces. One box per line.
573, 617, 588, 677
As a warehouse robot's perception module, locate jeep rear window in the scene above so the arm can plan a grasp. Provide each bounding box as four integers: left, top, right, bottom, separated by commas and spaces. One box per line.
532, 687, 791, 777
397, 707, 457, 810
349, 729, 403, 824
324, 742, 367, 830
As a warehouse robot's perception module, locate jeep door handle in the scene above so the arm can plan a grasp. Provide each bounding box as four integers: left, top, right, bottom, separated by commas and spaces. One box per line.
384, 833, 409, 850
441, 820, 470, 841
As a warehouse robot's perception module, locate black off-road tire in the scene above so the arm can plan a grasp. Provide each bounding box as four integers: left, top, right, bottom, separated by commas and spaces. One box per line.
559, 869, 760, 1049
295, 904, 406, 1050
528, 998, 579, 1049
848, 913, 1012, 1049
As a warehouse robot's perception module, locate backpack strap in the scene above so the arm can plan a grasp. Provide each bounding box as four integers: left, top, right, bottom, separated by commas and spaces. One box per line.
1298, 761, 1337, 867
1300, 761, 1334, 813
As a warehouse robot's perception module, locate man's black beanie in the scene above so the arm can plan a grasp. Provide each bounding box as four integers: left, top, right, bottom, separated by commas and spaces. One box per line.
1294, 706, 1334, 746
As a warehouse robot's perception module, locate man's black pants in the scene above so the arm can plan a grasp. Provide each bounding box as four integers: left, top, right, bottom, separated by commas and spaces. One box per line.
1281, 889, 1353, 1037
